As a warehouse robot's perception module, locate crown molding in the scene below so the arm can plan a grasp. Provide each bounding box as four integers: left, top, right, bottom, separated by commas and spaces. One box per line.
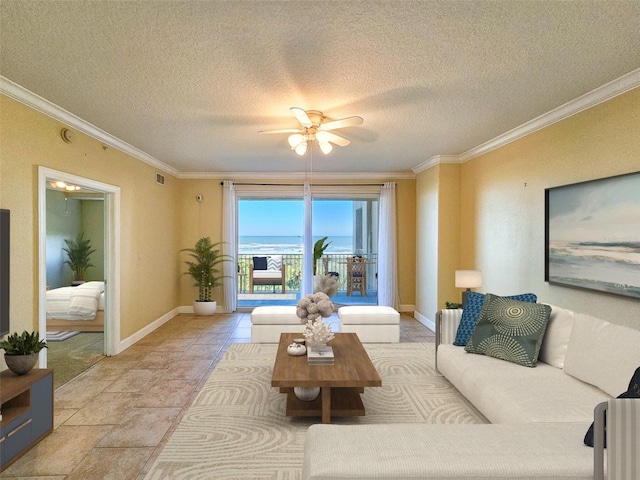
178, 170, 416, 181
0, 76, 181, 178
458, 68, 640, 162
412, 155, 460, 174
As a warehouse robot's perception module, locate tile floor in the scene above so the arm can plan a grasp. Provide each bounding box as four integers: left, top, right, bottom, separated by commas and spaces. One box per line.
1, 312, 434, 479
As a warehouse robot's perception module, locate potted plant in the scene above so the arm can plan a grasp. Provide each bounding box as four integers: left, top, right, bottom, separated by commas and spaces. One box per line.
313, 237, 331, 275
1, 330, 48, 375
63, 232, 96, 285
181, 237, 233, 315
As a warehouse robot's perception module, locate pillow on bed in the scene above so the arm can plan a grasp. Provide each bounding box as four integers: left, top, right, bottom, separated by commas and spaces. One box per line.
68, 283, 103, 317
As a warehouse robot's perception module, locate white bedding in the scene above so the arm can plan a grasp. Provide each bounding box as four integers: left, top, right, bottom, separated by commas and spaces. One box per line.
46, 281, 105, 321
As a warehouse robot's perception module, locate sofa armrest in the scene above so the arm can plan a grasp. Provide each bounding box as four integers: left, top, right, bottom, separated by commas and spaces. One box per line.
435, 308, 463, 373
594, 398, 640, 480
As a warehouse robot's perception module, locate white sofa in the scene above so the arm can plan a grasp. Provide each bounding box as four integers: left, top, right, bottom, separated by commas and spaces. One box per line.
302, 303, 640, 479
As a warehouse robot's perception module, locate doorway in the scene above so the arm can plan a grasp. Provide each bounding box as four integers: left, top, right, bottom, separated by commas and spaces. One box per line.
38, 167, 121, 373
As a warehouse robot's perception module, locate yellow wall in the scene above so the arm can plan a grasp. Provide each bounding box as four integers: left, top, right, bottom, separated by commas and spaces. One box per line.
0, 96, 182, 349
415, 163, 461, 319
416, 87, 640, 329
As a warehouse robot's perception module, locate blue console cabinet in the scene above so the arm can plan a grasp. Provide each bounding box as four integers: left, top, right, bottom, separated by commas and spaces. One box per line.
0, 369, 53, 471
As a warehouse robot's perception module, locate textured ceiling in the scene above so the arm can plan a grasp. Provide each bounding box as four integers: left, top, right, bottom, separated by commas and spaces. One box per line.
1, 0, 639, 176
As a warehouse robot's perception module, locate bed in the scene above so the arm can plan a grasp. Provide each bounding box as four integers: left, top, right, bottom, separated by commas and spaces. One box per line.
46, 281, 105, 332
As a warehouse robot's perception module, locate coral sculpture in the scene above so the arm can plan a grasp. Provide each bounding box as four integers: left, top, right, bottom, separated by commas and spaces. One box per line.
296, 292, 335, 324
303, 318, 335, 348
315, 274, 340, 297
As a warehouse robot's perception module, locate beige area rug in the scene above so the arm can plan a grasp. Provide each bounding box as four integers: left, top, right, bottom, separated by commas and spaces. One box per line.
144, 342, 487, 480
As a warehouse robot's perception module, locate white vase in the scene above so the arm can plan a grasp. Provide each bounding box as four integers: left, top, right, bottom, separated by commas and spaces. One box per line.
294, 386, 320, 401
313, 275, 322, 292
193, 300, 217, 316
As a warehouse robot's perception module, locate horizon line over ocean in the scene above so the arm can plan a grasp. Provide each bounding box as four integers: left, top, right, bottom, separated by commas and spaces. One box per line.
239, 235, 354, 254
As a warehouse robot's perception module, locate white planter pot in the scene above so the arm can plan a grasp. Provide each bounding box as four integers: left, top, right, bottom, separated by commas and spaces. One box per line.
193, 300, 217, 316
313, 275, 322, 292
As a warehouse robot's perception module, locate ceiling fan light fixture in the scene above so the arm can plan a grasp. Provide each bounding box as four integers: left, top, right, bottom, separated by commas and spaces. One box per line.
319, 141, 333, 155
294, 141, 307, 156
287, 133, 304, 148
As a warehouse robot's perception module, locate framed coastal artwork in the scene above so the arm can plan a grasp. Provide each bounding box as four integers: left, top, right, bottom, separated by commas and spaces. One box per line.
545, 171, 640, 299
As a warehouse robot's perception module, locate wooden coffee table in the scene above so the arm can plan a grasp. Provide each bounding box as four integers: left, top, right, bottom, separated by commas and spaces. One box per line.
271, 332, 382, 424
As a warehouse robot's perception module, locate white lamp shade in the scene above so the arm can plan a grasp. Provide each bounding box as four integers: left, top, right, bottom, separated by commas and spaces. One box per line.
455, 270, 482, 288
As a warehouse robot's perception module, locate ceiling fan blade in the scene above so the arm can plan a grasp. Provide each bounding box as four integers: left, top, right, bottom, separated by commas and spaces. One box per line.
325, 132, 351, 147
320, 116, 364, 131
290, 107, 313, 128
258, 128, 303, 134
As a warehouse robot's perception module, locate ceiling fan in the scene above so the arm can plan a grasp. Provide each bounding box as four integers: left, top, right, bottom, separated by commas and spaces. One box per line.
258, 107, 363, 156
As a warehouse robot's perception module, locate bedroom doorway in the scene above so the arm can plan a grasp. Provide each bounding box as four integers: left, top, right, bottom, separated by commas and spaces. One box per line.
38, 167, 121, 373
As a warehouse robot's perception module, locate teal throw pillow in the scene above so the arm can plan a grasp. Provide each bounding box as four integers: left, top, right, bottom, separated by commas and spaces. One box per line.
453, 292, 537, 346
464, 293, 551, 367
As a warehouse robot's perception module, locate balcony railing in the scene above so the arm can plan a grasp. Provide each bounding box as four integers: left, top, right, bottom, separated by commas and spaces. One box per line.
237, 253, 378, 295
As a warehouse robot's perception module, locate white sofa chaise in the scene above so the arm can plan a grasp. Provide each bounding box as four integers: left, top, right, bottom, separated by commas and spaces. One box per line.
302, 303, 640, 480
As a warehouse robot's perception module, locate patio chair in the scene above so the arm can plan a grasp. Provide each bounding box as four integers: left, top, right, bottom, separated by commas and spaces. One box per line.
249, 255, 286, 294
346, 256, 366, 296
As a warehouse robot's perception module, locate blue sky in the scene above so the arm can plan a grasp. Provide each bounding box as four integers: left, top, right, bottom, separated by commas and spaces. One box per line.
238, 199, 353, 236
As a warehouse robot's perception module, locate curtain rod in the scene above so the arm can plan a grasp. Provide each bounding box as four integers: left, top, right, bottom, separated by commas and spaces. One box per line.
219, 182, 384, 186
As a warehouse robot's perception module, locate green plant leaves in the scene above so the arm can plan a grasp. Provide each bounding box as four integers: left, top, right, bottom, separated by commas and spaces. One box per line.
0, 330, 48, 355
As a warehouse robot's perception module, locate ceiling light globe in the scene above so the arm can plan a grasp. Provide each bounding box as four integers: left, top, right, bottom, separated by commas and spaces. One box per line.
294, 142, 307, 156
288, 134, 304, 148
320, 142, 333, 154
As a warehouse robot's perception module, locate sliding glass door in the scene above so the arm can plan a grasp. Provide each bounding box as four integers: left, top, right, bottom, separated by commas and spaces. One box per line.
312, 198, 379, 305
235, 188, 380, 308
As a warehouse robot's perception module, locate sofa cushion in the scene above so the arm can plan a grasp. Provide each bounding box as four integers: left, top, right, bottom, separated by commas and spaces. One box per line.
564, 313, 640, 397
437, 344, 610, 424
303, 423, 595, 480
464, 294, 551, 367
453, 292, 537, 346
538, 304, 575, 368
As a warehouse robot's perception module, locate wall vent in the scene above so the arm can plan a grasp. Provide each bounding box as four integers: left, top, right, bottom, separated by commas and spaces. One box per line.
155, 172, 165, 186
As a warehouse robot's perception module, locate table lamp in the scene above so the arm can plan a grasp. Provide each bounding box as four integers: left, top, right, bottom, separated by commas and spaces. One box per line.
455, 270, 482, 307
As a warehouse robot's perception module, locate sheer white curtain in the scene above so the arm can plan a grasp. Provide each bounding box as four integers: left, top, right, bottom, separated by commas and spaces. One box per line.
301, 181, 313, 296
222, 181, 237, 312
378, 182, 398, 308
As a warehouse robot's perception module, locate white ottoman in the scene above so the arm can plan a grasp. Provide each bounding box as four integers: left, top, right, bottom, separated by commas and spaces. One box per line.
250, 306, 303, 343
338, 306, 400, 343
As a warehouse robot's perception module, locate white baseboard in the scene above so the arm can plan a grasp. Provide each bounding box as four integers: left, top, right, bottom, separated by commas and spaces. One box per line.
118, 307, 181, 353
397, 304, 415, 313
179, 305, 231, 314
414, 310, 435, 333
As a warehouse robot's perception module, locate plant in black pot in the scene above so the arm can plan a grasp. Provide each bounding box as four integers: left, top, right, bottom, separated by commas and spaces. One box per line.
181, 237, 233, 316
1, 330, 48, 375
63, 232, 96, 285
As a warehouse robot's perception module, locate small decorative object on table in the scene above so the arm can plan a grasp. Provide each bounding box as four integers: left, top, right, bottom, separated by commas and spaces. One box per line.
296, 291, 336, 352
287, 342, 307, 356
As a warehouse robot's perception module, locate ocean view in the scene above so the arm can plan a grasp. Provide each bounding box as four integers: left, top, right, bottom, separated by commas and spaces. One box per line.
239, 236, 354, 254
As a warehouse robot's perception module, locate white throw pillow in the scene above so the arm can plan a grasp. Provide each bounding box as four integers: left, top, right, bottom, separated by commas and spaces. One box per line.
564, 313, 640, 397
538, 304, 575, 369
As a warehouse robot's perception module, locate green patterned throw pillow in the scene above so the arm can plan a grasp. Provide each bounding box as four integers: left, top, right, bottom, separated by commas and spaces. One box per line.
464, 293, 551, 367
